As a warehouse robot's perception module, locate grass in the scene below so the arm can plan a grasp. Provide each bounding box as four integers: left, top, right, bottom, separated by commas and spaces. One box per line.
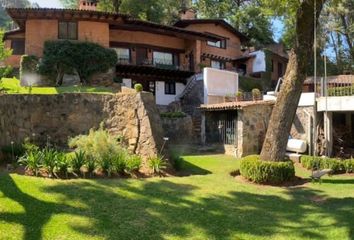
0, 154, 354, 240
0, 78, 115, 94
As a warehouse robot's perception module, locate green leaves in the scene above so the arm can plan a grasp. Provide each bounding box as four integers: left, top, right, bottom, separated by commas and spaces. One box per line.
39, 41, 117, 84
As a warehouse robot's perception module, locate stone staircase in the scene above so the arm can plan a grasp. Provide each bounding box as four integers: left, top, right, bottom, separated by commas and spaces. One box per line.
177, 73, 203, 100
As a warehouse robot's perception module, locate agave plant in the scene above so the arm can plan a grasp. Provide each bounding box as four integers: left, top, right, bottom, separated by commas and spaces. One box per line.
86, 156, 97, 178
113, 149, 128, 174
55, 153, 71, 179
100, 154, 114, 177
125, 154, 142, 174
42, 147, 59, 178
18, 149, 43, 177
148, 155, 167, 175
71, 150, 87, 177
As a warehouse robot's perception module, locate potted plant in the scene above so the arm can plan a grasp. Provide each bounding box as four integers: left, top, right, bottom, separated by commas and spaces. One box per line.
236, 90, 243, 101
252, 88, 262, 101
224, 93, 236, 102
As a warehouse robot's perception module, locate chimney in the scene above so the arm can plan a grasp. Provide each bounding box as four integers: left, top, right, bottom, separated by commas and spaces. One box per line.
179, 8, 196, 20
79, 0, 98, 11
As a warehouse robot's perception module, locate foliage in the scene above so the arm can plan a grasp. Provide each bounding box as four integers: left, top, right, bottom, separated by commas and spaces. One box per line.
134, 83, 143, 92
239, 76, 264, 91
239, 155, 295, 184
344, 158, 354, 173
148, 155, 167, 175
0, 66, 13, 79
195, 0, 274, 46
251, 88, 261, 97
68, 124, 122, 161
236, 90, 243, 97
0, 77, 115, 94
71, 150, 87, 175
125, 154, 142, 174
0, 30, 12, 68
328, 85, 354, 96
169, 150, 184, 171
55, 152, 71, 178
100, 154, 115, 177
300, 155, 349, 174
39, 41, 117, 84
160, 112, 187, 119
1, 143, 25, 162
18, 144, 43, 177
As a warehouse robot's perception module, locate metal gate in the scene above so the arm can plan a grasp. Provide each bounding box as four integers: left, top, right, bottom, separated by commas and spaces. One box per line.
206, 111, 237, 145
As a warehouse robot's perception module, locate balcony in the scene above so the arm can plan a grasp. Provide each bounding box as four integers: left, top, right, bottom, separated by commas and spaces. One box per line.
115, 55, 194, 82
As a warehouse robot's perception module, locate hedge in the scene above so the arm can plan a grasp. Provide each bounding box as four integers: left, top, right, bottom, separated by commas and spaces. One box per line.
160, 112, 187, 119
240, 155, 295, 184
301, 155, 353, 174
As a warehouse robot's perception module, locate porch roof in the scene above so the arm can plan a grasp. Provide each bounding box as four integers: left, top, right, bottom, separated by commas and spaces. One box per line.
200, 100, 275, 111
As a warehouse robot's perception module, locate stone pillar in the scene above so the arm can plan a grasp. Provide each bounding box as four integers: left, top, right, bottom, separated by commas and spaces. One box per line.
324, 111, 333, 157
201, 112, 206, 145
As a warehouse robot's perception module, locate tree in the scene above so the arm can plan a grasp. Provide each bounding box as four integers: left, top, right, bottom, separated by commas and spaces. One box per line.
0, 30, 12, 78
195, 0, 274, 46
259, 0, 326, 161
39, 41, 117, 85
0, 0, 33, 29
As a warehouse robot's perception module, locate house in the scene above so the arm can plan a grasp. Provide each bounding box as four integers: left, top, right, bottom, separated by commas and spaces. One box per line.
234, 43, 289, 88
2, 0, 249, 106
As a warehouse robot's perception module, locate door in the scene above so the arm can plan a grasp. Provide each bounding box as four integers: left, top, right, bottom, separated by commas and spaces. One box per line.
136, 47, 147, 65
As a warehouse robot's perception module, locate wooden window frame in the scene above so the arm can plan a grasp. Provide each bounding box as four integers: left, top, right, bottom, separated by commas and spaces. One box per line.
10, 39, 25, 55
58, 21, 78, 40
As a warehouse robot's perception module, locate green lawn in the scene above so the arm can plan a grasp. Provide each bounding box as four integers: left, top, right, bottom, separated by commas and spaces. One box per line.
0, 154, 353, 240
0, 78, 115, 94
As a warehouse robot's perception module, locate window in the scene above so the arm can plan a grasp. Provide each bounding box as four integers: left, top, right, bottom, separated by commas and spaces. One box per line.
153, 51, 173, 65
115, 48, 130, 64
11, 39, 25, 55
278, 62, 283, 77
211, 60, 225, 70
58, 21, 78, 40
165, 82, 176, 95
271, 60, 274, 72
207, 39, 226, 49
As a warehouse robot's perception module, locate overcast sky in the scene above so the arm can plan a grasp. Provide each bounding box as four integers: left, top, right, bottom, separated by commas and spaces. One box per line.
29, 0, 63, 8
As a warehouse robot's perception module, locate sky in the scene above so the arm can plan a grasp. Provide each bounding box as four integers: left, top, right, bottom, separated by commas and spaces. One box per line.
29, 0, 63, 8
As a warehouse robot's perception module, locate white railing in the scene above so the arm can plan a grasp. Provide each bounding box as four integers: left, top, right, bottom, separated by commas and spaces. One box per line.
317, 75, 354, 97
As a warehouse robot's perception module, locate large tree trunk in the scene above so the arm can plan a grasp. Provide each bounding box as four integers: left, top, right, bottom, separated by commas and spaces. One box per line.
260, 0, 325, 161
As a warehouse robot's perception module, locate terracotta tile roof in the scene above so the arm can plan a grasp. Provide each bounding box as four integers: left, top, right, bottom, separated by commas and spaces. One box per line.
200, 100, 275, 111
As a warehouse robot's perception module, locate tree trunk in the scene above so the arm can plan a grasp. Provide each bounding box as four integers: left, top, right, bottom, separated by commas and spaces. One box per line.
260, 0, 325, 161
340, 14, 354, 60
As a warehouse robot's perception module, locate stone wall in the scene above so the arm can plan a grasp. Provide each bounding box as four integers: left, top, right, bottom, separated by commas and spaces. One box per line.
291, 106, 314, 142
0, 92, 163, 170
237, 102, 274, 157
161, 116, 193, 143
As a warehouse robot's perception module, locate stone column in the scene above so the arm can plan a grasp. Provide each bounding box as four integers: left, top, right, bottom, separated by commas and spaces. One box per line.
324, 111, 333, 157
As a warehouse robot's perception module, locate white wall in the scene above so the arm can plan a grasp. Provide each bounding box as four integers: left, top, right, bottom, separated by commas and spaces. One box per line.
317, 96, 354, 112
203, 68, 238, 104
155, 81, 185, 106
249, 51, 266, 73
299, 93, 316, 107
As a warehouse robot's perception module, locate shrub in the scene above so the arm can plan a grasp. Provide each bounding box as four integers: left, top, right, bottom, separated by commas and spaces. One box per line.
1, 143, 25, 163
39, 40, 117, 84
251, 88, 261, 99
134, 83, 143, 92
125, 154, 142, 174
42, 147, 59, 178
300, 155, 346, 173
86, 156, 97, 177
148, 155, 167, 175
0, 66, 13, 78
112, 150, 128, 174
240, 155, 295, 184
160, 112, 187, 119
100, 154, 115, 177
236, 90, 243, 97
68, 125, 122, 162
170, 150, 184, 171
344, 159, 354, 173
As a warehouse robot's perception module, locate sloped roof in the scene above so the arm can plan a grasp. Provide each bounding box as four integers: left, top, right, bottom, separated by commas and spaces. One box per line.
174, 19, 248, 42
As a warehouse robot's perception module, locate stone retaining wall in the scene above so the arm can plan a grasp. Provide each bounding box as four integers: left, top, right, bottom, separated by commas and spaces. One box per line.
161, 116, 193, 143
0, 92, 163, 169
